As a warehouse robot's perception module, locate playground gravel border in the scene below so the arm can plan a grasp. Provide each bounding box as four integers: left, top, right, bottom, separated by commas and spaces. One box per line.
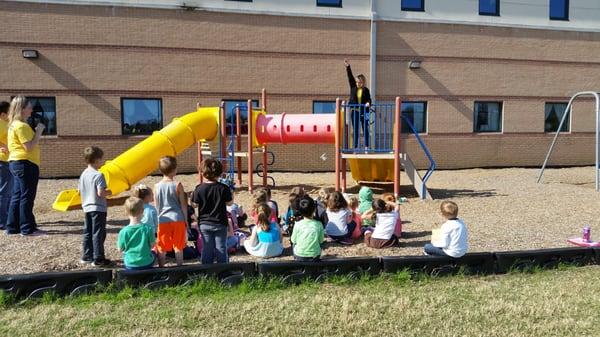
1, 166, 598, 275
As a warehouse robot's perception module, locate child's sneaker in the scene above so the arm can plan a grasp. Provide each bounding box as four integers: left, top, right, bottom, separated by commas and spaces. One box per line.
80, 258, 93, 265
338, 238, 353, 245
20, 230, 47, 237
92, 258, 113, 267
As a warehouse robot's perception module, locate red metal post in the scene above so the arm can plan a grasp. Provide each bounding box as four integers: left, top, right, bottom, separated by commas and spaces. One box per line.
219, 101, 227, 172
261, 89, 268, 187
236, 105, 242, 186
394, 97, 401, 198
335, 98, 341, 192
247, 99, 254, 192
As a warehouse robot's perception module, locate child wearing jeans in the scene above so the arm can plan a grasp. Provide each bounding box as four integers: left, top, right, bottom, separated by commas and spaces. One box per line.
133, 184, 158, 237
424, 201, 468, 258
362, 199, 399, 249
117, 197, 156, 270
78, 146, 112, 266
154, 156, 188, 267
325, 191, 356, 244
192, 158, 233, 264
290, 195, 324, 261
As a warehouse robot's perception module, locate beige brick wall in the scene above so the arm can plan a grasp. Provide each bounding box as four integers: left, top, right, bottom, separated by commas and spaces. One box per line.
1, 2, 599, 178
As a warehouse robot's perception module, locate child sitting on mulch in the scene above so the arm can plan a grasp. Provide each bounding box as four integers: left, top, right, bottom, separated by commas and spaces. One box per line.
424, 201, 468, 258
362, 198, 400, 249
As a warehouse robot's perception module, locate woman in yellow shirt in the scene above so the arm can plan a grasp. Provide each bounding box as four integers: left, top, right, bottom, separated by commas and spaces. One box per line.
5, 96, 45, 236
0, 101, 12, 231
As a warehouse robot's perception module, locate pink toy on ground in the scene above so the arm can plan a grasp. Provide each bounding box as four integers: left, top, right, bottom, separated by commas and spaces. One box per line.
567, 237, 600, 247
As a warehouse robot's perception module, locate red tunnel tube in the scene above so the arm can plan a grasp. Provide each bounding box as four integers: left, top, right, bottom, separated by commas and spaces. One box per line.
255, 113, 336, 145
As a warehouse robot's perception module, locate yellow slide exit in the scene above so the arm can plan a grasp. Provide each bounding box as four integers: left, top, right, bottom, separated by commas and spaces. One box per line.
52, 107, 220, 211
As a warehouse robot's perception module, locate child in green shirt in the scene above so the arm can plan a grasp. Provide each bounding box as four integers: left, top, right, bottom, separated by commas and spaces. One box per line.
117, 197, 156, 270
290, 195, 324, 262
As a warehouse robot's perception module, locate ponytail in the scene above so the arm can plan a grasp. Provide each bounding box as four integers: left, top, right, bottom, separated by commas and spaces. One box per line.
256, 203, 271, 232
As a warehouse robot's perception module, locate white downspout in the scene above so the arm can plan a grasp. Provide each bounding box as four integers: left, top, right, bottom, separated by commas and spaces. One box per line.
369, 0, 377, 102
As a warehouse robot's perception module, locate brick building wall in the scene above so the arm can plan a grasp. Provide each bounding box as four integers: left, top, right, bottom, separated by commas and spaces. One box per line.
0, 1, 599, 177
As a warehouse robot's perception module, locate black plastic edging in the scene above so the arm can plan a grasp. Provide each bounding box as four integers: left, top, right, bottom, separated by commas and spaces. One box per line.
1, 247, 599, 299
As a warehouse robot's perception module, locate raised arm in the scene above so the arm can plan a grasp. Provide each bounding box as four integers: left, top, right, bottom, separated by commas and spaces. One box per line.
345, 59, 357, 89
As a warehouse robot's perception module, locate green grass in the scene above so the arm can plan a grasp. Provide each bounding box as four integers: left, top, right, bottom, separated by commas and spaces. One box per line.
1, 266, 599, 337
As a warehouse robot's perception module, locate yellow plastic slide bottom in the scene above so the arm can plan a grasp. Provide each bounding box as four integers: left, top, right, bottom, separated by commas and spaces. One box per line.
348, 158, 395, 182
52, 107, 220, 211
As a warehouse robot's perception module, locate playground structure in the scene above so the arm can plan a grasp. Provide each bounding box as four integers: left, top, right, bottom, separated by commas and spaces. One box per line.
538, 91, 600, 190
52, 89, 435, 211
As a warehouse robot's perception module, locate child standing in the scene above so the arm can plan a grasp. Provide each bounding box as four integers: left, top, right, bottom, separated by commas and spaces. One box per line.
154, 156, 188, 267
290, 195, 325, 261
133, 184, 158, 237
0, 101, 12, 231
244, 203, 284, 258
363, 199, 399, 249
325, 191, 356, 244
424, 201, 468, 258
117, 197, 156, 270
192, 158, 233, 264
78, 146, 112, 266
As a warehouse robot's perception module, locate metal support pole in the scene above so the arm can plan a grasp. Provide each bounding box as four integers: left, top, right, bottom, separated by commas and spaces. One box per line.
247, 99, 254, 192
261, 89, 268, 187
236, 105, 242, 186
219, 102, 227, 172
538, 92, 600, 191
197, 141, 203, 184
335, 98, 341, 191
394, 97, 401, 198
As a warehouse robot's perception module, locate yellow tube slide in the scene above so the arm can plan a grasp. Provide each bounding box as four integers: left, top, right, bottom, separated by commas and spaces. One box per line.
52, 107, 220, 211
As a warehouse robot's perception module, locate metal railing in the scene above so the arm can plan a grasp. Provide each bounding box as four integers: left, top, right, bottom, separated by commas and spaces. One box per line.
537, 91, 600, 191
341, 103, 396, 153
402, 114, 436, 198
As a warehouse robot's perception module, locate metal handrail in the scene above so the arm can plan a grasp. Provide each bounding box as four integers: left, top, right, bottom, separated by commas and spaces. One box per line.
401, 115, 437, 198
537, 91, 600, 191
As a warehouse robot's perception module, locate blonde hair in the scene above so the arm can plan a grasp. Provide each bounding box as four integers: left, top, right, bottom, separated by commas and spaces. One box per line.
8, 96, 30, 125
348, 196, 359, 210
133, 184, 152, 201
381, 193, 396, 203
318, 187, 334, 201
440, 201, 459, 219
255, 203, 272, 232
124, 197, 144, 217
159, 156, 177, 176
252, 189, 268, 215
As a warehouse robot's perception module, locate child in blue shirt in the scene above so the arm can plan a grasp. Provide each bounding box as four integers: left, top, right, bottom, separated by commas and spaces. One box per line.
133, 184, 158, 236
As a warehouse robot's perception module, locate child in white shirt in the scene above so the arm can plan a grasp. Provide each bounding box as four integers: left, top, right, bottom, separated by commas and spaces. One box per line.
424, 200, 468, 258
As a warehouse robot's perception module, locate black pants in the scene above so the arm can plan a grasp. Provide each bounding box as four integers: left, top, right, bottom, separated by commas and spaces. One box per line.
83, 211, 107, 261
351, 109, 370, 148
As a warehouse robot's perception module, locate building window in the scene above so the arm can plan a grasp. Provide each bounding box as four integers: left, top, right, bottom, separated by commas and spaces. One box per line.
474, 101, 503, 133
25, 97, 57, 136
223, 99, 259, 134
545, 102, 570, 132
401, 0, 424, 12
121, 98, 162, 135
401, 101, 427, 134
313, 101, 337, 114
317, 0, 342, 7
479, 0, 500, 16
550, 0, 569, 20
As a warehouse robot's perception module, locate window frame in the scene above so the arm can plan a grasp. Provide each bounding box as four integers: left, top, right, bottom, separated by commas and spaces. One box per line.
316, 0, 342, 8
549, 0, 569, 21
120, 97, 163, 136
544, 102, 571, 133
312, 100, 337, 114
18, 96, 58, 136
401, 0, 425, 12
479, 0, 500, 16
473, 101, 504, 134
401, 101, 428, 134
